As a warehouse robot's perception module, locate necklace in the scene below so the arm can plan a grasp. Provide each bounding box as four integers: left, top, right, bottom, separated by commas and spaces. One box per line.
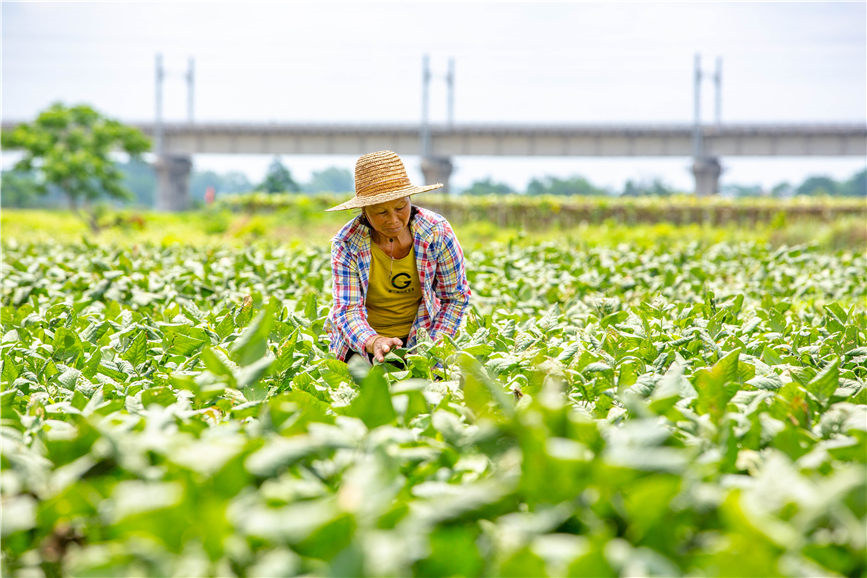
376, 228, 407, 279
388, 236, 395, 279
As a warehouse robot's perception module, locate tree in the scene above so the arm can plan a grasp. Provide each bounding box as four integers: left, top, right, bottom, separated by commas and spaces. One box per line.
840, 169, 866, 197
223, 171, 256, 194
259, 156, 299, 193
722, 183, 764, 197
1, 102, 150, 230
526, 175, 608, 196
622, 179, 641, 197
770, 182, 794, 198
190, 169, 255, 203
303, 166, 353, 193
621, 178, 676, 197
796, 175, 837, 197
0, 170, 47, 208
461, 177, 516, 196
117, 157, 157, 206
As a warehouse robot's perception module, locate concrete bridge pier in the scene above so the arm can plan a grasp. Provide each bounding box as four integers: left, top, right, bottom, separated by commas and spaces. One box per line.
420, 156, 454, 195
692, 156, 722, 196
155, 154, 193, 211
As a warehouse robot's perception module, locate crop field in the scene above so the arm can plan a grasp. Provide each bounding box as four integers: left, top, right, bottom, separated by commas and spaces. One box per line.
1, 237, 866, 576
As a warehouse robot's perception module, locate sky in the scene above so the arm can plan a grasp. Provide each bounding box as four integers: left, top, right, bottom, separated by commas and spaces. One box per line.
2, 0, 866, 193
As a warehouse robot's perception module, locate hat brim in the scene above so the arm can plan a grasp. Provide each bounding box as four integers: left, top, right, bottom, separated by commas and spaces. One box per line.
325, 183, 443, 212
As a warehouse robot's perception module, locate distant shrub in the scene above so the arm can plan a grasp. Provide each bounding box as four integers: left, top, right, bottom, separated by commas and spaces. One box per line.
202, 210, 232, 235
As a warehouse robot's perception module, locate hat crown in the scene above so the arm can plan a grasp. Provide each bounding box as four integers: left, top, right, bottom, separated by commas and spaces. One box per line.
355, 150, 412, 200
325, 150, 441, 211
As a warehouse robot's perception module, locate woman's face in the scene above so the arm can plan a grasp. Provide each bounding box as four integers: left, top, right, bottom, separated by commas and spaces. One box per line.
364, 197, 411, 239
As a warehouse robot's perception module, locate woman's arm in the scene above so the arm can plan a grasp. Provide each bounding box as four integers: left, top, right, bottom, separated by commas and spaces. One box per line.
330, 241, 378, 355
429, 220, 471, 342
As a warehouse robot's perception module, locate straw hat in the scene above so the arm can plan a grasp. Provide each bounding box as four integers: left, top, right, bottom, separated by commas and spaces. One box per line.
325, 150, 442, 211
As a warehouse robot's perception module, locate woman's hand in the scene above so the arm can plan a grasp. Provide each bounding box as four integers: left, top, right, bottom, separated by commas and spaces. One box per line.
365, 335, 403, 363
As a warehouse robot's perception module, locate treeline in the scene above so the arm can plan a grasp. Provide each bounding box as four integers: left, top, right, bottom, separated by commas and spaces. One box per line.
720, 172, 866, 198
0, 157, 355, 209
2, 158, 864, 209
462, 171, 866, 197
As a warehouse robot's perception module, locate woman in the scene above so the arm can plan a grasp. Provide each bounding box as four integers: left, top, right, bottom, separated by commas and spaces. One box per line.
326, 150, 471, 364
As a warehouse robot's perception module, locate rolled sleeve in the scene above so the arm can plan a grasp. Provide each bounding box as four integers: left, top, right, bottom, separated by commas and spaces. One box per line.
429, 221, 471, 341
330, 241, 377, 356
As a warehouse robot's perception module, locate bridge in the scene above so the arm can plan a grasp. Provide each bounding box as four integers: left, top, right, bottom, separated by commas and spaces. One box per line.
134, 121, 866, 158
3, 121, 865, 209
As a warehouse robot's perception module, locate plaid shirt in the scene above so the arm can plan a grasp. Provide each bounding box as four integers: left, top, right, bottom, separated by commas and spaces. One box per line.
327, 207, 471, 361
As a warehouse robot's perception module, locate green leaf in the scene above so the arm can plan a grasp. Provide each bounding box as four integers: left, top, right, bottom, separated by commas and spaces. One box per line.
2, 354, 21, 384
245, 436, 328, 477
748, 373, 783, 391
415, 526, 484, 577
51, 326, 82, 360
200, 347, 238, 388
57, 367, 81, 390
230, 300, 276, 366
460, 352, 515, 421
142, 386, 177, 407
122, 329, 148, 367
162, 325, 209, 355
761, 345, 784, 366
808, 358, 839, 403
214, 311, 235, 340
621, 475, 682, 539
348, 365, 395, 429
694, 349, 742, 418
823, 303, 848, 333
236, 355, 274, 395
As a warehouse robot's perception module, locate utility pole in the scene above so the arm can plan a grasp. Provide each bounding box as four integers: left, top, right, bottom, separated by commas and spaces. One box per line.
421, 53, 431, 158
419, 54, 455, 195
692, 52, 703, 160
154, 52, 193, 211
446, 57, 455, 127
186, 56, 195, 123
691, 53, 723, 196
155, 53, 164, 155
714, 56, 722, 126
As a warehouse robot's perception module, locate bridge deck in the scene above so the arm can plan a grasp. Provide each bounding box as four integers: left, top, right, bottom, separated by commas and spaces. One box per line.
4, 121, 865, 157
